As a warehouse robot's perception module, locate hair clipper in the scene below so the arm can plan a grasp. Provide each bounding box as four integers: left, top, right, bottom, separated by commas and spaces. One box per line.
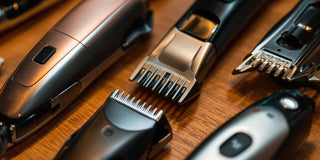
233, 0, 320, 85
54, 89, 172, 160
187, 90, 314, 160
129, 0, 269, 104
0, 0, 152, 156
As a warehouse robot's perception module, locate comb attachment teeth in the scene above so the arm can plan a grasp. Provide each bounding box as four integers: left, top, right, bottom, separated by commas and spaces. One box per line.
111, 89, 163, 121
234, 51, 296, 80
234, 0, 320, 83
130, 26, 214, 104
132, 61, 195, 103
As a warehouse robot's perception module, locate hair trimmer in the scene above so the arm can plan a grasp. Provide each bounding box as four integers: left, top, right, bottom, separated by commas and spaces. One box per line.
129, 0, 269, 104
187, 90, 314, 160
54, 89, 172, 160
233, 0, 320, 84
0, 0, 152, 156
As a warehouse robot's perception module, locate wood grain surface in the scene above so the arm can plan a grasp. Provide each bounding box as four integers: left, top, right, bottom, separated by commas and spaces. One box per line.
0, 0, 319, 159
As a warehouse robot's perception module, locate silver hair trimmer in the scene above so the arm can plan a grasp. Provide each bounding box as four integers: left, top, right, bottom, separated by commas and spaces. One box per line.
187, 90, 314, 160
0, 0, 152, 156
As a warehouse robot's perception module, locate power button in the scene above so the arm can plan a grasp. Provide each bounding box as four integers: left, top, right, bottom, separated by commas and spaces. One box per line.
34, 46, 56, 64
220, 133, 252, 157
279, 97, 299, 110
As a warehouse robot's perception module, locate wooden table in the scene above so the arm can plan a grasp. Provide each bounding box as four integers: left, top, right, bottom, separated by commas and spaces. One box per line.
0, 0, 319, 159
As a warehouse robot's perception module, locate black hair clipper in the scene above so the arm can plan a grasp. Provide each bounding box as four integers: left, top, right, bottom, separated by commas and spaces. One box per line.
54, 89, 172, 160
187, 90, 314, 160
233, 0, 320, 84
0, 0, 152, 157
129, 0, 269, 104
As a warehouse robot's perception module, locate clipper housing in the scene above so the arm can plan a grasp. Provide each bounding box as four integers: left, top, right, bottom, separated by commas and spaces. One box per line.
54, 89, 172, 160
233, 0, 320, 83
0, 0, 153, 149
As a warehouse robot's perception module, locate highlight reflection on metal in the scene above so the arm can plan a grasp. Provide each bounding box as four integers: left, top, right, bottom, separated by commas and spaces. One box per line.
0, 57, 4, 70
180, 14, 218, 40
233, 0, 320, 83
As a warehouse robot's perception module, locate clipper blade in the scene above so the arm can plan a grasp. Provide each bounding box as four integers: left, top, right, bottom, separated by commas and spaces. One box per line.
55, 89, 172, 160
130, 27, 213, 104
233, 0, 320, 83
233, 50, 296, 80
129, 57, 198, 104
110, 89, 163, 121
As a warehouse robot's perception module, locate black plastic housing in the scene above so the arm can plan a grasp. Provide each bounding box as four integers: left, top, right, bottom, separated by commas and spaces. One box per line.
54, 96, 172, 160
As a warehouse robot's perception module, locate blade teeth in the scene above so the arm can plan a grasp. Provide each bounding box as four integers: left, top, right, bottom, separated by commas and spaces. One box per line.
165, 76, 180, 97
251, 53, 264, 67
124, 94, 130, 101
144, 68, 160, 87
273, 69, 282, 77
110, 90, 163, 121
159, 74, 173, 94
274, 63, 286, 77
154, 110, 163, 120
247, 51, 294, 80
130, 97, 136, 103
137, 66, 166, 91
111, 89, 120, 97
152, 108, 158, 114
172, 79, 187, 100
258, 56, 271, 71
135, 99, 141, 105
119, 91, 124, 98
266, 59, 279, 74
134, 64, 190, 103
152, 71, 167, 91
283, 66, 297, 81
137, 64, 152, 84
281, 63, 292, 80
235, 50, 296, 81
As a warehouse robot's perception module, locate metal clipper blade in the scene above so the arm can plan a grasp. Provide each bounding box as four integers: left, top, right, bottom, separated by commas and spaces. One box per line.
233, 0, 320, 83
130, 0, 269, 104
110, 89, 163, 121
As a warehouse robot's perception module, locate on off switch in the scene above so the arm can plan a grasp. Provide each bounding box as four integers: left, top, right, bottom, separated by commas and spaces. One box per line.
220, 133, 252, 157
34, 46, 56, 64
